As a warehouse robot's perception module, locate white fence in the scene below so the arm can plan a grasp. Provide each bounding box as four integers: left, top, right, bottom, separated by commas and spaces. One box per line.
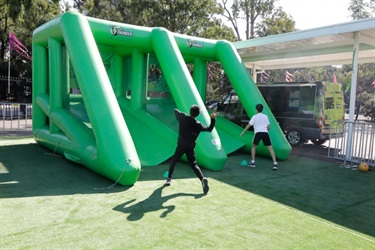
328, 120, 375, 168
0, 102, 33, 132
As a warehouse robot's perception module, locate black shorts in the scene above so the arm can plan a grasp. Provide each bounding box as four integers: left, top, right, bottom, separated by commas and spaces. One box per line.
253, 132, 272, 146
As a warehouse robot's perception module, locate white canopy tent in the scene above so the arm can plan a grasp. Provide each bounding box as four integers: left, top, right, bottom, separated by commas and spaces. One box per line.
234, 18, 375, 162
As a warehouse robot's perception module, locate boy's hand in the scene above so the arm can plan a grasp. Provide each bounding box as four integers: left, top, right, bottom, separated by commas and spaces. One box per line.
211, 113, 217, 119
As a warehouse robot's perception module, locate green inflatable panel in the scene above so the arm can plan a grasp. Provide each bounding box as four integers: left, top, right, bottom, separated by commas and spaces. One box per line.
32, 11, 290, 186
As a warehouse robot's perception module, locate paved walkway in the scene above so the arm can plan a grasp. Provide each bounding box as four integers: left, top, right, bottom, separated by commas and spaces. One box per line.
0, 119, 32, 137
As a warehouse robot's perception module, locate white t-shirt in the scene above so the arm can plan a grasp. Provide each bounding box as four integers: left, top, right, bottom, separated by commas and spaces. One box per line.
249, 113, 269, 133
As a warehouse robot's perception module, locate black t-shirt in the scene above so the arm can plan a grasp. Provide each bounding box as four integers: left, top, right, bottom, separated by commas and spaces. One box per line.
174, 109, 215, 148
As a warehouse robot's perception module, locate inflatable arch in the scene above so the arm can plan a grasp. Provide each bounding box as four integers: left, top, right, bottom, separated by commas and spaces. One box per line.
32, 11, 291, 185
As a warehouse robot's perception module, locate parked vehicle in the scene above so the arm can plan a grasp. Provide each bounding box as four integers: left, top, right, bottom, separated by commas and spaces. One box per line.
205, 100, 220, 110
211, 82, 344, 146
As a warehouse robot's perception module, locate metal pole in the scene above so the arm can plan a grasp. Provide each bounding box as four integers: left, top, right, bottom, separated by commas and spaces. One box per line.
252, 64, 257, 83
345, 31, 360, 164
8, 47, 11, 94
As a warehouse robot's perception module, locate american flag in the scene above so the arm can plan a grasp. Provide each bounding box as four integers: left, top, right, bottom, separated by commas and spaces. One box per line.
9, 32, 32, 60
261, 71, 270, 83
285, 70, 294, 82
333, 74, 337, 84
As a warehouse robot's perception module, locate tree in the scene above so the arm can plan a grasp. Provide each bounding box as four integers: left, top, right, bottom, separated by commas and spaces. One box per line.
219, 0, 242, 40
214, 0, 295, 100
0, 0, 60, 67
344, 63, 375, 120
2, 0, 60, 76
73, 0, 235, 40
219, 0, 279, 40
358, 91, 375, 120
256, 7, 295, 37
0, 0, 60, 101
0, 0, 32, 62
347, 0, 375, 120
348, 0, 375, 20
206, 62, 232, 101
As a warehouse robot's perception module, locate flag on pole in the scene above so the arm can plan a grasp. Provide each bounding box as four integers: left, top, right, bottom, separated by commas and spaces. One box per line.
372, 79, 375, 89
9, 32, 32, 60
285, 70, 294, 82
357, 84, 362, 92
261, 71, 270, 83
333, 74, 337, 84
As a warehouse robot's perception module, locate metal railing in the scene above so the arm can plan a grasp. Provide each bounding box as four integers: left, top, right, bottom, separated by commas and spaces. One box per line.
0, 102, 33, 132
328, 120, 375, 168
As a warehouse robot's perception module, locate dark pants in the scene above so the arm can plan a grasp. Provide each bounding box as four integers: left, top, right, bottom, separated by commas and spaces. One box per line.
168, 144, 204, 181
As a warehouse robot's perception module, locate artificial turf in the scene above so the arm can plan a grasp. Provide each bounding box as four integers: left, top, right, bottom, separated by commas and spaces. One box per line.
1, 137, 374, 249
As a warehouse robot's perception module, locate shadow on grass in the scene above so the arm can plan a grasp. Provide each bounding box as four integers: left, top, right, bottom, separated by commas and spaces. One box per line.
212, 149, 375, 238
0, 143, 131, 198
139, 145, 375, 238
113, 185, 204, 221
1, 141, 374, 238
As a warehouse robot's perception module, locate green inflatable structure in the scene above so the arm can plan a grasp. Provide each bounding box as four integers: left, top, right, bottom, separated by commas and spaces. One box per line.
32, 11, 291, 186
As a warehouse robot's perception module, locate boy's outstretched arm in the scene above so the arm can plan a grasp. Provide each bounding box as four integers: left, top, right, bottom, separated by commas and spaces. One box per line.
206, 113, 216, 132
240, 124, 252, 137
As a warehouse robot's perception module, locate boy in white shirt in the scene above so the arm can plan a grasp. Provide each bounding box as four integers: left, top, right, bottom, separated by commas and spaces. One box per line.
240, 103, 278, 170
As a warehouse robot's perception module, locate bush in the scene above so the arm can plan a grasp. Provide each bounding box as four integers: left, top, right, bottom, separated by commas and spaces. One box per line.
358, 91, 375, 120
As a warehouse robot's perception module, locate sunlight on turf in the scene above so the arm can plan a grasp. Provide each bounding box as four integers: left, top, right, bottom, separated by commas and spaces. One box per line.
215, 178, 375, 244
0, 162, 9, 173
0, 138, 35, 146
0, 181, 19, 185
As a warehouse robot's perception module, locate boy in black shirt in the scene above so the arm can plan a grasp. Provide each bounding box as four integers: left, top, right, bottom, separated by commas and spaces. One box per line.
166, 105, 216, 194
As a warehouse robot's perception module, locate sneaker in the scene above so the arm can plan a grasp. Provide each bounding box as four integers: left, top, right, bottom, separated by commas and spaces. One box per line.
247, 161, 256, 168
202, 177, 209, 194
273, 163, 278, 171
165, 177, 172, 186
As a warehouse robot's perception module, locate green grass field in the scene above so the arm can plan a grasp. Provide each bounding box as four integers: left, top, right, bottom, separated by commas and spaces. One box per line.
1, 137, 374, 249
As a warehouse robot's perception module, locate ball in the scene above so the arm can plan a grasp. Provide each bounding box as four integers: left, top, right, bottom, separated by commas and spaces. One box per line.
358, 162, 369, 172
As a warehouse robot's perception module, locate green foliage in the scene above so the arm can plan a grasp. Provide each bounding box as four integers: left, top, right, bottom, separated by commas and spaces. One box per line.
345, 1, 375, 120
336, 63, 375, 121
3, 0, 32, 21
74, 0, 235, 40
0, 0, 60, 101
358, 91, 375, 120
0, 0, 60, 63
206, 62, 231, 101
200, 19, 236, 41
256, 7, 296, 37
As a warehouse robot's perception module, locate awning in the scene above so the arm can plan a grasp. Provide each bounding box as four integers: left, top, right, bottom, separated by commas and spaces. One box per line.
234, 18, 375, 70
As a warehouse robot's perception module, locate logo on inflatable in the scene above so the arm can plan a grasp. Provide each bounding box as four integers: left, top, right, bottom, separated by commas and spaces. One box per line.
211, 139, 220, 146
111, 26, 133, 37
187, 39, 203, 48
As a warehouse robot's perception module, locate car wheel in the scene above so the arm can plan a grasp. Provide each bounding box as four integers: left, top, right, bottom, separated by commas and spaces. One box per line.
285, 126, 304, 147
